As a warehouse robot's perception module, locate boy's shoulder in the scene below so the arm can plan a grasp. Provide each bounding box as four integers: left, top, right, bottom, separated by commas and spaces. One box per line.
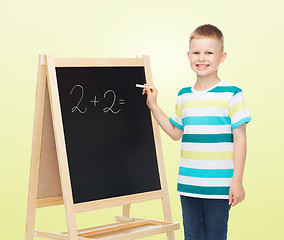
218, 80, 241, 88
177, 81, 243, 96
177, 84, 194, 96
217, 80, 243, 95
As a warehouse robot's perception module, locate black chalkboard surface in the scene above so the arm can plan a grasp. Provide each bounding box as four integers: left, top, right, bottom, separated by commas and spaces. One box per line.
55, 67, 161, 204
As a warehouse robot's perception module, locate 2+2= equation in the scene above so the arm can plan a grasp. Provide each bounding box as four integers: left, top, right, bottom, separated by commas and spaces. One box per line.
69, 85, 126, 114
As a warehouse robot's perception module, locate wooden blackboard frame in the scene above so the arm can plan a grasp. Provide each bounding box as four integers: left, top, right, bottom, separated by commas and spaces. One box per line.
25, 54, 179, 240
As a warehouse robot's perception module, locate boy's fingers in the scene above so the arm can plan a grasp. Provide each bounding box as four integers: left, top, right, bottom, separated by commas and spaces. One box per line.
232, 196, 241, 206
229, 192, 233, 206
144, 84, 153, 94
146, 85, 151, 94
152, 86, 158, 93
231, 200, 237, 207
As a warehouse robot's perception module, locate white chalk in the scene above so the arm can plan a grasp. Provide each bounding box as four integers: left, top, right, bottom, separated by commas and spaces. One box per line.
136, 84, 153, 90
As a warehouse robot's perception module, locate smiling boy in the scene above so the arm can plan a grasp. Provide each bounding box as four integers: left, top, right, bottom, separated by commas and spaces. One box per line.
142, 24, 251, 239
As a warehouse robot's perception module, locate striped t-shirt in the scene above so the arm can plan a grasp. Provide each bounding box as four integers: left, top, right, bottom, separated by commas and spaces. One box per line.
169, 80, 252, 199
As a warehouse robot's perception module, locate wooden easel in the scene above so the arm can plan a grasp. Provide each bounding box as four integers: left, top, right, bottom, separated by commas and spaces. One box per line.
25, 54, 179, 240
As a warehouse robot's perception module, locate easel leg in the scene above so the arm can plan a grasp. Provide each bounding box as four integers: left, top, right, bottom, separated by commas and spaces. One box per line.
26, 144, 40, 240
65, 207, 79, 240
44, 55, 79, 240
25, 174, 38, 240
166, 231, 175, 240
162, 196, 176, 240
26, 55, 47, 240
123, 204, 131, 217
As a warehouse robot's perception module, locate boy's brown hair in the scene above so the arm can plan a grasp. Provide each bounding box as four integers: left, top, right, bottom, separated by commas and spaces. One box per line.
190, 24, 224, 52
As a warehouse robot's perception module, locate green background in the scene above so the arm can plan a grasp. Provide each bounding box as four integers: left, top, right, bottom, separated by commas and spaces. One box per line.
1, 0, 283, 239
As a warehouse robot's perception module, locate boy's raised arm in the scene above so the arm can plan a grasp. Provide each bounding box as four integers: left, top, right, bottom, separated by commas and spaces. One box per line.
142, 84, 183, 141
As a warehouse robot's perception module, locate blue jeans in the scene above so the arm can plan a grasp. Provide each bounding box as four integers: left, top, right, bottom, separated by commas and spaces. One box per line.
180, 195, 231, 240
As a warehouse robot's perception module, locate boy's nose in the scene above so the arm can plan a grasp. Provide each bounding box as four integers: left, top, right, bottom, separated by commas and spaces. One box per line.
199, 54, 205, 61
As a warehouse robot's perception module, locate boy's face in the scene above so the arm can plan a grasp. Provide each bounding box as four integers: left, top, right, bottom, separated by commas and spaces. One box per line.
187, 38, 226, 78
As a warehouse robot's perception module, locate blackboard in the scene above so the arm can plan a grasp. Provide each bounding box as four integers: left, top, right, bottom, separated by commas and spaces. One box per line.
55, 67, 161, 204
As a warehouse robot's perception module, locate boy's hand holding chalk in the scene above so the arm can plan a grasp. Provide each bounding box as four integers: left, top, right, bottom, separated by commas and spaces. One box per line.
137, 83, 158, 109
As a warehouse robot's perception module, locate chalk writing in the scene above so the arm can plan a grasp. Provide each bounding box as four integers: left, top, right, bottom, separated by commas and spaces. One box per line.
70, 85, 125, 114
70, 85, 87, 113
90, 96, 99, 107
103, 90, 121, 114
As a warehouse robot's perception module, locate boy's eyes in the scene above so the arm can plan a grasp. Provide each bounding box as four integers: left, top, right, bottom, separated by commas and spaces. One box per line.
192, 52, 214, 54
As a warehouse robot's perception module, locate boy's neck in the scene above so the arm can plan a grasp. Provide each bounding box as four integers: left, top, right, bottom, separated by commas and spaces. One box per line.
194, 74, 221, 91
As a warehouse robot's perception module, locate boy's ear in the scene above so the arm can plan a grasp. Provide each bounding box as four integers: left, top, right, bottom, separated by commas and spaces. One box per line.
187, 51, 190, 60
220, 51, 227, 64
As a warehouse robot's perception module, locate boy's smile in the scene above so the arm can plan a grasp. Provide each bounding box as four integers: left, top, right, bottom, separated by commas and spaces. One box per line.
187, 38, 226, 79
196, 64, 210, 70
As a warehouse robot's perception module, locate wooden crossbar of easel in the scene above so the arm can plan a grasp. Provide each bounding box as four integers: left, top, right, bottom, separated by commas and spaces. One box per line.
25, 54, 179, 240
34, 218, 179, 240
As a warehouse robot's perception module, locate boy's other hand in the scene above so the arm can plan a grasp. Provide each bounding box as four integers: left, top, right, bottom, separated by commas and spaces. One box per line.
142, 84, 158, 109
229, 181, 245, 207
